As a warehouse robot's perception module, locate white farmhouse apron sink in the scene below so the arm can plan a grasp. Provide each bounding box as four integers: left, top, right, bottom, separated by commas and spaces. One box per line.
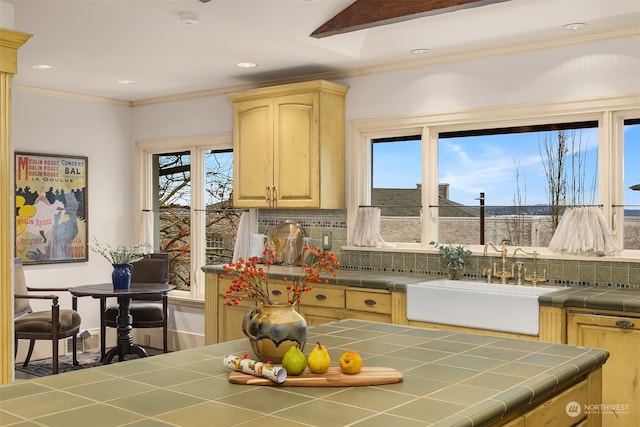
406, 280, 560, 335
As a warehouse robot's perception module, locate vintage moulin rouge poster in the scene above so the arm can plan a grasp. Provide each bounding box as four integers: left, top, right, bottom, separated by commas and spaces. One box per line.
15, 152, 88, 264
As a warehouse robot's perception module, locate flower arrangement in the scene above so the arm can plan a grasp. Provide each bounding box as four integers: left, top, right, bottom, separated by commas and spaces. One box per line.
221, 246, 339, 305
90, 237, 145, 265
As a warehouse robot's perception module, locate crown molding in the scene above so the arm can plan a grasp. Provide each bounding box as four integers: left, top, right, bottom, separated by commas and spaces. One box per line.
13, 85, 131, 107
132, 26, 640, 107
0, 28, 31, 74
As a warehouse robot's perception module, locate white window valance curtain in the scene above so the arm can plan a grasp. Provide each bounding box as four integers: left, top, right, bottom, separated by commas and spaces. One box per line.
233, 211, 258, 262
351, 207, 391, 247
139, 210, 154, 254
548, 206, 618, 256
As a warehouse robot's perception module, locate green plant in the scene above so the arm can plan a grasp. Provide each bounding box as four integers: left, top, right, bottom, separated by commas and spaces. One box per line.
430, 241, 472, 269
91, 237, 145, 265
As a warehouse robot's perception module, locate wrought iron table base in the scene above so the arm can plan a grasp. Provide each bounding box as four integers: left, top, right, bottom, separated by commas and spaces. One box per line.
103, 296, 149, 363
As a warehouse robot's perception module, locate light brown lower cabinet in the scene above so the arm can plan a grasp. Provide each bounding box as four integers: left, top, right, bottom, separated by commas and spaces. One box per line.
207, 275, 394, 343
567, 310, 640, 427
217, 294, 254, 343
499, 375, 596, 427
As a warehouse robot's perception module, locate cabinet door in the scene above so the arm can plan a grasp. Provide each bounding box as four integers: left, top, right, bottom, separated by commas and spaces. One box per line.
273, 92, 319, 207
218, 297, 255, 342
233, 98, 273, 207
568, 312, 640, 427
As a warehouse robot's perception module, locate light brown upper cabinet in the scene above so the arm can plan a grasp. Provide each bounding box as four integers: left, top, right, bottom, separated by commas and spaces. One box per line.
229, 80, 349, 208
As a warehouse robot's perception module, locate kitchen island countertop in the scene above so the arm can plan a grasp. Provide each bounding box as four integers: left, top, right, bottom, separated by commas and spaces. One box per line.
1, 319, 607, 426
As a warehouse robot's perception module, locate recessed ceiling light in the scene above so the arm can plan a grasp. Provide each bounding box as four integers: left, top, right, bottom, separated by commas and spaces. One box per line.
562, 23, 587, 31
117, 80, 136, 85
180, 12, 200, 25
236, 62, 257, 68
410, 48, 431, 54
32, 64, 54, 70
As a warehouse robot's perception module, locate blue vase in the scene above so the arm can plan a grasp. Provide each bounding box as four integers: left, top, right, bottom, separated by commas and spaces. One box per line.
112, 263, 132, 290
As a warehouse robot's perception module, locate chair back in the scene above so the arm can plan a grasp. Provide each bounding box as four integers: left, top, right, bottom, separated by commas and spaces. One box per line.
131, 253, 169, 284
13, 258, 33, 318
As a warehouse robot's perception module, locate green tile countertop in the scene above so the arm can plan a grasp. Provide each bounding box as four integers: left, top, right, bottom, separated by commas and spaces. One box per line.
1, 320, 608, 427
203, 264, 438, 291
204, 264, 640, 313
538, 285, 640, 313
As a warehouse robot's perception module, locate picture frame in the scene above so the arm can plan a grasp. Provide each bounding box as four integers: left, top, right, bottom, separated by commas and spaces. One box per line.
14, 152, 88, 264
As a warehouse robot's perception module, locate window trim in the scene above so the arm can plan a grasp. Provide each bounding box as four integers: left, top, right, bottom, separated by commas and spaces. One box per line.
346, 94, 640, 258
135, 132, 232, 300
616, 110, 640, 252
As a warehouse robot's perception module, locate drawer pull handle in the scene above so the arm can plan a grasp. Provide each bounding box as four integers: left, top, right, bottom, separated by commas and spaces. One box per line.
616, 320, 635, 329
364, 299, 377, 306
315, 294, 327, 301
271, 290, 282, 296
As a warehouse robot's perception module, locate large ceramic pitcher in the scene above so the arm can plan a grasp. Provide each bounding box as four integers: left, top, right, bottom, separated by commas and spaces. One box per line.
242, 304, 307, 363
249, 233, 268, 260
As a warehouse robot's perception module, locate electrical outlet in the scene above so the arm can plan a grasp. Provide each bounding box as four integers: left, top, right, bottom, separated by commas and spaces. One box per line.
322, 231, 332, 250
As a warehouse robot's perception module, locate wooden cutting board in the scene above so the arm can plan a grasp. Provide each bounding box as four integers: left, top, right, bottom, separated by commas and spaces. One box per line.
228, 366, 403, 386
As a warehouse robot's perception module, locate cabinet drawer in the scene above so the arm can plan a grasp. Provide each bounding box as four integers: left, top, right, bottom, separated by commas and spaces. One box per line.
267, 282, 290, 304
346, 289, 392, 314
300, 286, 345, 309
266, 282, 345, 308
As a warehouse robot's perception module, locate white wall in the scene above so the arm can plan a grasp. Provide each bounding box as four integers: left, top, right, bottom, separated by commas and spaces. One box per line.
12, 91, 133, 331
132, 96, 232, 141
341, 37, 640, 119
13, 36, 640, 347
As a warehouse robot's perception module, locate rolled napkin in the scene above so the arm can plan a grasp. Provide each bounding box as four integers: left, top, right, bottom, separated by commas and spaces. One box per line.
223, 354, 287, 384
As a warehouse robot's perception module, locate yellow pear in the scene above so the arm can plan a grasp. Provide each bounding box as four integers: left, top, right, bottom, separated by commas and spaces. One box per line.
307, 342, 331, 374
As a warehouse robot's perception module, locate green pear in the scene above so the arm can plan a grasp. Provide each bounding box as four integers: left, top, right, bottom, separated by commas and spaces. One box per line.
281, 345, 307, 376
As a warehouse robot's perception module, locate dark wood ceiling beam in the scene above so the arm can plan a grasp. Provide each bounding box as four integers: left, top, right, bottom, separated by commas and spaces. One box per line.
311, 0, 510, 38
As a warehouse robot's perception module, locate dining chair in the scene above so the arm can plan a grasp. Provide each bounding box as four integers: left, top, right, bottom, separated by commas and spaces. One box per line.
101, 253, 170, 360
13, 258, 81, 374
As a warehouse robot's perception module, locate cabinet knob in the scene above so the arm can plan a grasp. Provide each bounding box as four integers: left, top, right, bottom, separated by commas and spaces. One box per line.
265, 186, 271, 204
271, 290, 282, 296
272, 186, 277, 207
615, 320, 635, 329
364, 299, 377, 306
315, 294, 327, 301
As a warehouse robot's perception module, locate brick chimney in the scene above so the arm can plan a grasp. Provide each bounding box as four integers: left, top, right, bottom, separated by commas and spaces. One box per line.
439, 183, 450, 200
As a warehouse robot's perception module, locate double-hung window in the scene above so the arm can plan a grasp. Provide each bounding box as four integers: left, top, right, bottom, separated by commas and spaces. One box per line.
136, 133, 235, 300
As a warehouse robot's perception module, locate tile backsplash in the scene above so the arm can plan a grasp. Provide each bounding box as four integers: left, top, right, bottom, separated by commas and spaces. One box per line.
258, 209, 347, 253
259, 209, 640, 290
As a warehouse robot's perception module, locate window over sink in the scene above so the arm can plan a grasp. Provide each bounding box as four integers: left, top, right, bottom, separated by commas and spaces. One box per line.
348, 96, 639, 255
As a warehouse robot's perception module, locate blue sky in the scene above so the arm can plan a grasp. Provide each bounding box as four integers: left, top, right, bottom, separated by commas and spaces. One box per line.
373, 125, 639, 209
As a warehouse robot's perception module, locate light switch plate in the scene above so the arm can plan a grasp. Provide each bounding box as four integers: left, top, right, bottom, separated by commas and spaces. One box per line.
322, 231, 332, 250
